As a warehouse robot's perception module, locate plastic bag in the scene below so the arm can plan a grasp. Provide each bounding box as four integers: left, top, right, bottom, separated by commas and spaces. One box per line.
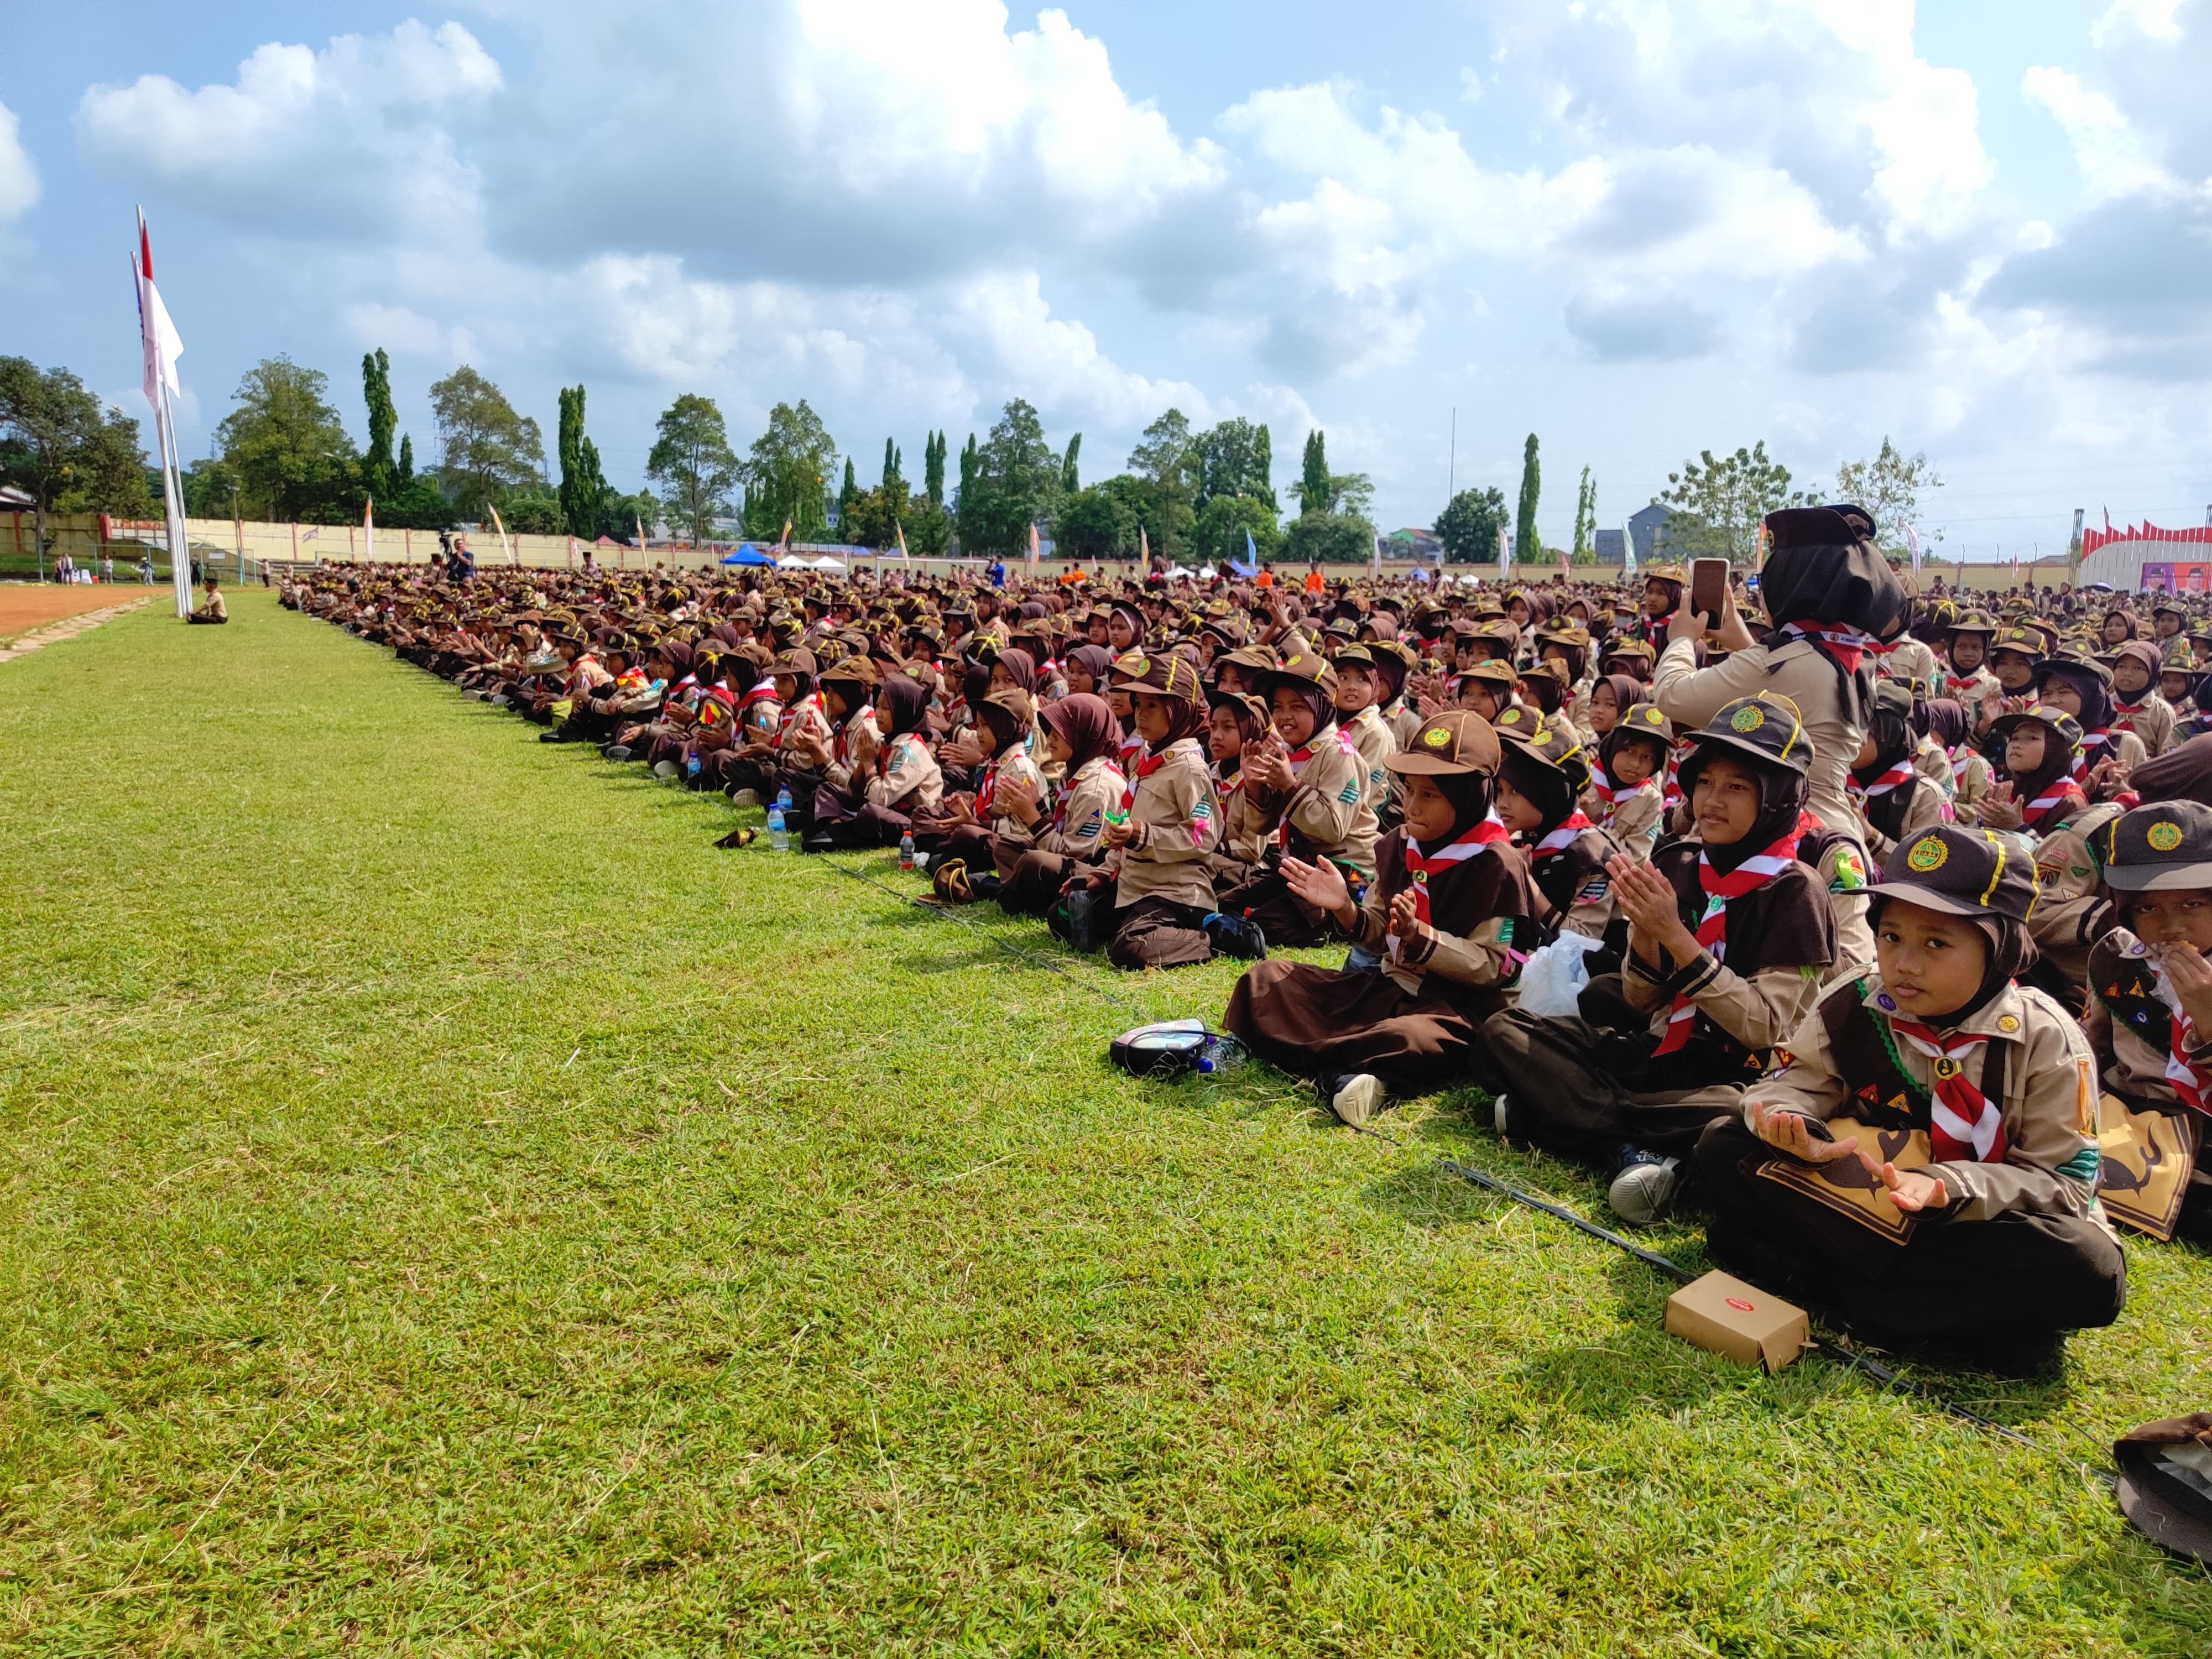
1516, 931, 1602, 1018
1109, 1020, 1249, 1078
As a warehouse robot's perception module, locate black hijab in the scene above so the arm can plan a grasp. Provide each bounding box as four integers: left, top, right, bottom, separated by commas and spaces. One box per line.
1758, 505, 1910, 725
877, 675, 932, 740
1419, 770, 1498, 855
1676, 742, 1810, 876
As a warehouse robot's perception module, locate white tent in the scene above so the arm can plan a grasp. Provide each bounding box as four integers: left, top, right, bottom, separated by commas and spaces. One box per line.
810, 555, 847, 572
777, 554, 812, 570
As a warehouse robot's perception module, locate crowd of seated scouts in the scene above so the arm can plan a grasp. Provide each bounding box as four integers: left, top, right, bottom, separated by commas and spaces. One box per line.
286, 505, 2212, 1373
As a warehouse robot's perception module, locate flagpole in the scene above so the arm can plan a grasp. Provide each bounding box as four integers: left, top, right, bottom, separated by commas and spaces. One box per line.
156, 378, 191, 618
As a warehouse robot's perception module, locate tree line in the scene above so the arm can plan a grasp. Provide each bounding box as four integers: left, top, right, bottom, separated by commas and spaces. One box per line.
0, 345, 1941, 565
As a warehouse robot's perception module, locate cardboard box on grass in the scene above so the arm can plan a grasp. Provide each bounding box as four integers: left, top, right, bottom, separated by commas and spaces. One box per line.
1665, 1270, 1809, 1373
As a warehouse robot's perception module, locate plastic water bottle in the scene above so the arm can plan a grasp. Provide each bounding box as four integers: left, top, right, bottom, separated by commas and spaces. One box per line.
775, 785, 792, 815
1194, 1035, 1249, 1076
899, 830, 917, 871
768, 804, 788, 852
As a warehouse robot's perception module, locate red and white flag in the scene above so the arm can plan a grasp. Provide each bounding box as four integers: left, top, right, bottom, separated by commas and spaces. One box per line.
133, 208, 183, 413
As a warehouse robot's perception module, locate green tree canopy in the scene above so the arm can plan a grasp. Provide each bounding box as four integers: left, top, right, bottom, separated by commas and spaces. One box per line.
1435, 485, 1511, 564
922, 429, 947, 505
1514, 433, 1541, 567
0, 358, 153, 558
1572, 466, 1596, 564
1056, 483, 1135, 563
646, 393, 742, 544
430, 366, 543, 524
557, 384, 613, 539
956, 398, 1063, 557
361, 348, 397, 499
1192, 492, 1283, 567
1192, 417, 1275, 513
1295, 429, 1330, 514
1656, 441, 1811, 562
213, 356, 359, 523
740, 400, 837, 540
1117, 407, 1199, 559
1281, 511, 1373, 567
1836, 437, 1943, 558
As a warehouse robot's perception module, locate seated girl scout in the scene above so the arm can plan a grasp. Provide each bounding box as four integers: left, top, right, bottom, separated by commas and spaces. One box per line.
1063, 654, 1227, 969
1975, 707, 2089, 839
1587, 701, 1672, 862
1693, 821, 2125, 1369
1849, 680, 1948, 866
1477, 693, 1838, 1226
1214, 649, 1381, 952
2084, 800, 2212, 1247
1489, 706, 1621, 942
935, 692, 1124, 914
1221, 709, 1537, 1127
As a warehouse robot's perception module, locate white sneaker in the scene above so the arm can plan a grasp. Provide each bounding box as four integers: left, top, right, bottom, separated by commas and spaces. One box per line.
651, 760, 679, 780
732, 789, 761, 808
1329, 1073, 1385, 1128
1493, 1094, 1512, 1138
1607, 1156, 1682, 1228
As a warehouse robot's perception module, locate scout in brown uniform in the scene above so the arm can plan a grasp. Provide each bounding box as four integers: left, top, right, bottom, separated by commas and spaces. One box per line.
1328, 643, 1401, 817
1223, 711, 1537, 1125
1062, 655, 1227, 969
912, 686, 1046, 862
2084, 801, 2212, 1247
974, 693, 1126, 914
1936, 612, 2000, 708
1490, 706, 1620, 943
2110, 639, 2177, 758
1214, 651, 1381, 951
1478, 695, 1839, 1225
1204, 690, 1271, 888
1848, 681, 1948, 865
1694, 822, 2126, 1370
1587, 701, 1671, 861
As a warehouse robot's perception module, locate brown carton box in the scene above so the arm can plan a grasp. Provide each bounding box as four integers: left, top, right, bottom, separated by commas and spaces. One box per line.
1664, 1270, 1809, 1373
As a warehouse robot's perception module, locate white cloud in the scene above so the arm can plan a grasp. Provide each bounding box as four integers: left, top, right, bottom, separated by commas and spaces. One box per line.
77, 22, 500, 243
2022, 65, 2172, 199
0, 101, 39, 223
2093, 0, 2187, 46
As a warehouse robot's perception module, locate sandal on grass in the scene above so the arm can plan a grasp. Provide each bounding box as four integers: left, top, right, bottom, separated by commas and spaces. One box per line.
714, 826, 758, 849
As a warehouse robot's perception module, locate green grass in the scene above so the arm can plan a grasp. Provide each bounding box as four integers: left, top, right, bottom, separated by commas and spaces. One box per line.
2, 591, 2208, 1656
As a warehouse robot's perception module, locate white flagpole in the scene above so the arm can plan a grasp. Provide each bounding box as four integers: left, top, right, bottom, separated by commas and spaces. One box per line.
156, 380, 190, 618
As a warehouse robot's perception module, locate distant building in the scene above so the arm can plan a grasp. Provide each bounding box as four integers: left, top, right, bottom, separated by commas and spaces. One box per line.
1389, 527, 1443, 561
1628, 504, 1676, 565
1593, 528, 1627, 565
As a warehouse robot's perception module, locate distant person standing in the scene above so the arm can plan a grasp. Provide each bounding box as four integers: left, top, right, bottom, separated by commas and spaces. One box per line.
988, 557, 1005, 589
187, 574, 228, 625
139, 553, 154, 585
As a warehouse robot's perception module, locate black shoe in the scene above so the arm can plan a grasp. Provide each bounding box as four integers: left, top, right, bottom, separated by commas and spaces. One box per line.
1203, 911, 1268, 961
800, 832, 836, 854
1605, 1145, 1682, 1228
602, 744, 633, 761
539, 730, 567, 743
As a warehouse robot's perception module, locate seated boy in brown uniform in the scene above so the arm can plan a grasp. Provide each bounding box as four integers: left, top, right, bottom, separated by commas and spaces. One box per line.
2084, 801, 2212, 1248
1695, 821, 2126, 1371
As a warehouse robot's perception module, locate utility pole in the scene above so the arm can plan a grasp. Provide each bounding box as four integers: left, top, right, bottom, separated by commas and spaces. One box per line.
1448, 408, 1455, 503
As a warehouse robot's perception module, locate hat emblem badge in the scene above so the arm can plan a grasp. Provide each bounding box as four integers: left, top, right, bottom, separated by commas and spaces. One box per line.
1730, 705, 1765, 733
1907, 836, 1949, 873
2148, 821, 2184, 852
1423, 727, 1452, 748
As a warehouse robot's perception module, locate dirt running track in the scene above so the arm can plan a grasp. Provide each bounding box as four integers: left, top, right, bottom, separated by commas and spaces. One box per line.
0, 583, 161, 637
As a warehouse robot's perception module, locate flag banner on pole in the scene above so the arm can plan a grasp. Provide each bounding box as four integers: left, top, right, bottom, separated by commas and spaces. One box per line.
489, 503, 512, 565
1028, 522, 1041, 567
364, 497, 375, 563
133, 207, 192, 617
1139, 526, 1150, 566
1903, 524, 1921, 572
895, 521, 909, 558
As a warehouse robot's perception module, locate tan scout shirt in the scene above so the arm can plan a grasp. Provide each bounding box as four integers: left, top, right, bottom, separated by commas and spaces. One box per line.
1018, 755, 1123, 859
866, 732, 944, 812
1248, 721, 1381, 876
1748, 974, 2112, 1231
1653, 635, 1862, 843
1344, 704, 1398, 816
1106, 737, 1221, 911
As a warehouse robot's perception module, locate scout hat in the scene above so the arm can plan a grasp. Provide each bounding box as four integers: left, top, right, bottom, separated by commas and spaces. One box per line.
1123, 653, 1206, 700
1255, 646, 1339, 702
769, 646, 819, 677
2115, 1413, 2212, 1568
1386, 709, 1501, 777
1987, 705, 2085, 754
1864, 822, 2038, 925
1948, 611, 1997, 638
1491, 706, 1593, 794
1679, 692, 1814, 776
819, 654, 880, 692
2102, 801, 2212, 893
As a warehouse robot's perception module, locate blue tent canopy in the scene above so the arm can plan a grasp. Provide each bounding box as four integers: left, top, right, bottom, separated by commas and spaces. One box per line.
721, 544, 777, 566
1229, 560, 1257, 578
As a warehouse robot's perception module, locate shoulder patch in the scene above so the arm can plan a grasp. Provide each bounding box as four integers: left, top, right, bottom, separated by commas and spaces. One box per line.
1829, 847, 1867, 893
1339, 780, 1362, 804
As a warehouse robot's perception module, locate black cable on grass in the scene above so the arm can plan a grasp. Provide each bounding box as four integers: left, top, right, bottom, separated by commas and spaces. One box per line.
816, 846, 2110, 1479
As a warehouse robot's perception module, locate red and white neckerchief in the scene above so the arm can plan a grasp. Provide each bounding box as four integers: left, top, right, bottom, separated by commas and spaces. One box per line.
1387, 814, 1509, 961
1118, 728, 1145, 769
1888, 1016, 2009, 1162
1942, 672, 1985, 697
1121, 748, 1168, 810
2072, 726, 2114, 782
1214, 761, 1245, 799
740, 682, 779, 712
566, 654, 601, 695
1593, 775, 1657, 827
1273, 727, 1359, 847
875, 732, 923, 780
1051, 759, 1121, 831
2019, 779, 2079, 831
1652, 811, 1814, 1055
1529, 811, 1594, 859
774, 691, 821, 745
1781, 621, 1882, 674
2112, 698, 2154, 737
1662, 748, 1684, 807
2150, 964, 2212, 1117
1852, 759, 1917, 800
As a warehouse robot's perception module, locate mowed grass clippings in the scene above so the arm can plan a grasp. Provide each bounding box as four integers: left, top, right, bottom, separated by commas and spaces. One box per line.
0, 590, 2206, 1657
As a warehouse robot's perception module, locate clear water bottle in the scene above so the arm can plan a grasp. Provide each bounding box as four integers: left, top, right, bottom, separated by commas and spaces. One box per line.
1194, 1035, 1249, 1076
768, 804, 788, 852
899, 830, 917, 870
775, 785, 793, 815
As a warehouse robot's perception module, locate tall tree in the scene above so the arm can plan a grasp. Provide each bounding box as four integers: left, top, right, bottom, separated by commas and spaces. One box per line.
1124, 407, 1199, 557
1514, 434, 1541, 567
645, 392, 741, 544
215, 356, 359, 523
1836, 437, 1944, 558
1571, 466, 1596, 564
924, 430, 946, 506
0, 357, 152, 559
1657, 441, 1811, 563
397, 432, 415, 483
1296, 429, 1331, 516
429, 366, 543, 523
837, 457, 859, 533
1192, 417, 1276, 513
739, 400, 838, 539
881, 436, 904, 493
556, 384, 612, 539
1055, 484, 1134, 562
1434, 485, 1511, 565
361, 348, 397, 499
958, 398, 1062, 556
1061, 431, 1081, 495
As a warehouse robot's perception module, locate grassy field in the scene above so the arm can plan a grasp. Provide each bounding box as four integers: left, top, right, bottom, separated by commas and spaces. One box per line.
2, 591, 2208, 1656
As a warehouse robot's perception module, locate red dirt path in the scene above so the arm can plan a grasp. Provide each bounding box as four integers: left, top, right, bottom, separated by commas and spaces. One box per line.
0, 585, 153, 635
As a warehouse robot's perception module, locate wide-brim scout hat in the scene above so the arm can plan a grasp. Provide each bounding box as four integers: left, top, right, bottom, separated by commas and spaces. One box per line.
2115, 1414, 2212, 1567
1328, 641, 1379, 670
818, 654, 879, 692
1124, 653, 1206, 701
1948, 611, 1998, 637
1614, 701, 1673, 747
1680, 692, 1814, 776
1987, 706, 2085, 753
1599, 639, 1656, 671
1387, 709, 1501, 778
979, 686, 1036, 737
1459, 658, 1521, 692
1256, 646, 1339, 702
770, 646, 819, 677
1990, 626, 2043, 662
1491, 706, 1593, 793
2153, 598, 2190, 621
2103, 801, 2212, 892
1865, 823, 2038, 923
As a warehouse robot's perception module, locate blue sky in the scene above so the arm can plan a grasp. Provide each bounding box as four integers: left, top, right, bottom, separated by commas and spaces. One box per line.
5, 1, 2209, 557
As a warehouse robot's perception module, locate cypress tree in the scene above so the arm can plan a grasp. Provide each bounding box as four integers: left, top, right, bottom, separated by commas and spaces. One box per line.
361, 348, 397, 497
397, 432, 414, 484
838, 456, 859, 529
1515, 433, 1541, 565
1300, 430, 1331, 517
1062, 432, 1081, 494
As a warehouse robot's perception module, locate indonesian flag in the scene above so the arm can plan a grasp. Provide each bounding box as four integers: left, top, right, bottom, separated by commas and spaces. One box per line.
133, 208, 183, 413
364, 495, 375, 561
1028, 521, 1041, 567
895, 520, 909, 558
